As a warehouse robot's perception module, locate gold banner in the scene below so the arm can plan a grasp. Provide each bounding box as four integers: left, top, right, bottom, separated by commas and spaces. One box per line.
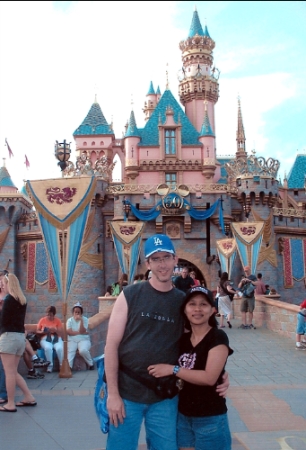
216, 238, 237, 258
26, 177, 96, 230
231, 222, 265, 245
109, 221, 146, 246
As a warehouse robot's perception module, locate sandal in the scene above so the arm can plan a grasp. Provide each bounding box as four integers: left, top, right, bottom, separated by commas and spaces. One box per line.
0, 398, 8, 405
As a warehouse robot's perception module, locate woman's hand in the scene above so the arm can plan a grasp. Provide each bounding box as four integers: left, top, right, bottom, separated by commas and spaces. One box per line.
216, 370, 229, 397
147, 364, 174, 378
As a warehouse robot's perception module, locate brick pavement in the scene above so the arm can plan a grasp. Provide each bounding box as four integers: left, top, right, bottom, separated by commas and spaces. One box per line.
0, 320, 306, 449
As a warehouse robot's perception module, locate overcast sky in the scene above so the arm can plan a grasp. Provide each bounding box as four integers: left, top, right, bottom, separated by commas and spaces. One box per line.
0, 1, 305, 188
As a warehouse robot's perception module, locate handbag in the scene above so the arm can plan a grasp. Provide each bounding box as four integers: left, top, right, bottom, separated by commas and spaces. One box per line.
120, 363, 183, 400
26, 332, 41, 351
94, 354, 109, 434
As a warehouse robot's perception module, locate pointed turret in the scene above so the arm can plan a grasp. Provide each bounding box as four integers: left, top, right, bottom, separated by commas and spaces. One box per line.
147, 81, 155, 95
73, 101, 113, 136
0, 163, 17, 192
199, 102, 216, 181
200, 109, 215, 137
188, 9, 204, 37
236, 98, 247, 158
125, 110, 141, 180
125, 110, 140, 137
178, 10, 219, 133
143, 81, 159, 122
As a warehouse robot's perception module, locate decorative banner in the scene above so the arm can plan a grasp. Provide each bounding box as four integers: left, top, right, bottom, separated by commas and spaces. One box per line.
231, 221, 264, 275
216, 238, 237, 279
109, 221, 146, 283
26, 177, 96, 300
251, 209, 277, 267
26, 241, 57, 292
282, 237, 293, 288
125, 198, 225, 234
79, 208, 103, 271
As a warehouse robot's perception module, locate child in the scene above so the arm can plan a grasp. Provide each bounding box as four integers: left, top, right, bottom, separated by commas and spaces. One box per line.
295, 299, 306, 350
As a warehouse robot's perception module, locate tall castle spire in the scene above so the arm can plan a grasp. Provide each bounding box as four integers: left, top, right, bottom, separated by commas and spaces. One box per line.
178, 10, 219, 134
236, 97, 247, 158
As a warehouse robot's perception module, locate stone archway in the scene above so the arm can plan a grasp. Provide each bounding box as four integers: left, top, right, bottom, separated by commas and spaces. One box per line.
176, 258, 206, 286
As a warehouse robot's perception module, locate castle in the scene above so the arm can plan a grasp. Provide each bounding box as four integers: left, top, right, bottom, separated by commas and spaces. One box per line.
1, 9, 305, 339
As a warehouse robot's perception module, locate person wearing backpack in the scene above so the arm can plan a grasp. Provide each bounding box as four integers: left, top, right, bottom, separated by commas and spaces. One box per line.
217, 272, 236, 329
237, 266, 258, 329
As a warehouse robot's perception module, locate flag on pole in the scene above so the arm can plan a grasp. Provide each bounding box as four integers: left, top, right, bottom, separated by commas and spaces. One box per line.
25, 154, 30, 169
5, 139, 14, 158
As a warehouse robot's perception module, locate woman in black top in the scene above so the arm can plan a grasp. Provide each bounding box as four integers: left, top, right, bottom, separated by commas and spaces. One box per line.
148, 286, 233, 450
0, 273, 36, 412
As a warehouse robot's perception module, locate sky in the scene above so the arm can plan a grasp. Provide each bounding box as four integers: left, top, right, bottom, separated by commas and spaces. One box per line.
0, 1, 306, 188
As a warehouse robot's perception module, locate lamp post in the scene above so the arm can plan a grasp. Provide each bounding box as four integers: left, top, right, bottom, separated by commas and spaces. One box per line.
122, 198, 131, 221
55, 140, 71, 171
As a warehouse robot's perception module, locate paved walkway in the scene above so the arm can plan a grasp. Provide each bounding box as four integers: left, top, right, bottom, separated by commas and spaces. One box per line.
1, 320, 306, 450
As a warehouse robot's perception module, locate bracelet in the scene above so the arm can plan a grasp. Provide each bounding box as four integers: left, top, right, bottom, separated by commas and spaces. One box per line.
173, 365, 180, 376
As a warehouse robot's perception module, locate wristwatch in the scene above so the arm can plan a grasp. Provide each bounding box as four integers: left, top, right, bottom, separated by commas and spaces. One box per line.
173, 365, 180, 375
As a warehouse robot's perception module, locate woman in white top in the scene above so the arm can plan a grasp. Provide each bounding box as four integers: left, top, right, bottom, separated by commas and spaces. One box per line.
66, 302, 94, 370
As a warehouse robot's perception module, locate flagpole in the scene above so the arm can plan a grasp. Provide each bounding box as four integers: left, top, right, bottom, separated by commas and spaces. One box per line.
59, 229, 72, 378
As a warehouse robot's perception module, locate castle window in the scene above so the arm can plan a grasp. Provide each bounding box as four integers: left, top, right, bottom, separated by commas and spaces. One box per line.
294, 190, 299, 196
165, 129, 176, 155
165, 173, 177, 190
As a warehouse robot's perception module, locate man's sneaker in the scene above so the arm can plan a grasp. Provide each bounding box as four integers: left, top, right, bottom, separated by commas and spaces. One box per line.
296, 345, 306, 350
27, 370, 45, 379
248, 324, 256, 329
33, 357, 51, 368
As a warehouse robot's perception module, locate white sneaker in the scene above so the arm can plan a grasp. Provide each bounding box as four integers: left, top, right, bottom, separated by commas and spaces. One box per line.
47, 366, 53, 373
296, 344, 306, 350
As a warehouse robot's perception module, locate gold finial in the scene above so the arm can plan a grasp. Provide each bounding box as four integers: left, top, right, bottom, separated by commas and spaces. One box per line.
3, 157, 6, 168
204, 100, 208, 111
194, 4, 197, 11
166, 63, 169, 90
94, 93, 97, 103
131, 94, 134, 110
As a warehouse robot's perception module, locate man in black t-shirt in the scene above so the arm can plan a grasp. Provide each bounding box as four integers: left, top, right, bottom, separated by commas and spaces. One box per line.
174, 268, 194, 293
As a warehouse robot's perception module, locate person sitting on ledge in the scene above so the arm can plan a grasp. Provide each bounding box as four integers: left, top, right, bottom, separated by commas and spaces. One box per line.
67, 302, 94, 370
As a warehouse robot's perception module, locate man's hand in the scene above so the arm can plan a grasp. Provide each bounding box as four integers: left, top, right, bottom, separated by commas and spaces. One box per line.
216, 370, 229, 397
107, 394, 126, 427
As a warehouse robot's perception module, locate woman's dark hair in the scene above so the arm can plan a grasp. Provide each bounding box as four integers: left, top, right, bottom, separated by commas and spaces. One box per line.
181, 287, 218, 330
72, 305, 83, 314
219, 272, 229, 292
46, 305, 56, 315
106, 285, 112, 295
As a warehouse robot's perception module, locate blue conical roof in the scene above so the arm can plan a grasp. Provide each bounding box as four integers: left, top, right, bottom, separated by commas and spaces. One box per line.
147, 81, 155, 95
156, 85, 161, 95
140, 89, 200, 146
73, 102, 114, 136
188, 10, 204, 37
204, 24, 211, 38
200, 111, 215, 137
125, 110, 140, 138
287, 155, 306, 189
0, 166, 16, 188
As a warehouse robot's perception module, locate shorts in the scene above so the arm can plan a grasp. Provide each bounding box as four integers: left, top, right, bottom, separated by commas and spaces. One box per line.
0, 332, 26, 356
240, 296, 255, 313
177, 412, 231, 450
296, 312, 306, 335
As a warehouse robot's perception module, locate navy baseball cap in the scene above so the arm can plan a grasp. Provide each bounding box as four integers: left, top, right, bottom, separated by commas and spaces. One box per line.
144, 234, 175, 259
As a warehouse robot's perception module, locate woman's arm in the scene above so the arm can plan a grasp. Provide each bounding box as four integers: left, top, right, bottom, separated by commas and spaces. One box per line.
148, 344, 229, 386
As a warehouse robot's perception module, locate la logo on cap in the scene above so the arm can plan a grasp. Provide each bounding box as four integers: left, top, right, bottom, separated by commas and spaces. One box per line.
154, 237, 163, 246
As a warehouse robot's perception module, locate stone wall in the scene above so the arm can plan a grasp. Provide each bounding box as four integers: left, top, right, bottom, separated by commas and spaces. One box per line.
232, 295, 300, 341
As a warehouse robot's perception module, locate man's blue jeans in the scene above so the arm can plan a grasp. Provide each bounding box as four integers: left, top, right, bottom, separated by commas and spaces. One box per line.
106, 396, 178, 450
0, 356, 7, 400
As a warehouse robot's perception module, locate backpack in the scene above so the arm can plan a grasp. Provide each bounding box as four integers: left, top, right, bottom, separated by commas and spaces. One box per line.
243, 282, 255, 298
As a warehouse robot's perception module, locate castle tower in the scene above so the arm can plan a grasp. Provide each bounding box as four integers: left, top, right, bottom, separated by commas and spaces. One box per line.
236, 98, 247, 159
199, 101, 216, 180
124, 109, 141, 181
178, 8, 219, 133
73, 99, 114, 167
143, 81, 159, 122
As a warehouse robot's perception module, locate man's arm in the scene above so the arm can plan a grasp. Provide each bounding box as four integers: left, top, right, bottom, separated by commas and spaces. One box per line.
104, 291, 128, 427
